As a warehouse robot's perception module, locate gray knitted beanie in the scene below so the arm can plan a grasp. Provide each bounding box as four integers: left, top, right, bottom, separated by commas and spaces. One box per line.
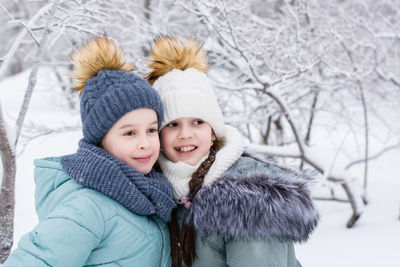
72, 37, 163, 145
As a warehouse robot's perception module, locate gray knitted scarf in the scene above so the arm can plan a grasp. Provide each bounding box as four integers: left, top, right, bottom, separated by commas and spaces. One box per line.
61, 139, 176, 222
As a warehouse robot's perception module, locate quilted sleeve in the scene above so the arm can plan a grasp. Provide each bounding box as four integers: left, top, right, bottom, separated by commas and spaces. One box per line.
3, 192, 105, 267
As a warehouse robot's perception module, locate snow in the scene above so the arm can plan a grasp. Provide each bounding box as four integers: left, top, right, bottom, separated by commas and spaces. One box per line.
296, 148, 400, 267
1, 69, 399, 266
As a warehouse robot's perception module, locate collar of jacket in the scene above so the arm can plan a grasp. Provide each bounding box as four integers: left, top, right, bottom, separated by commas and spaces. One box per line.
60, 139, 176, 222
185, 154, 319, 243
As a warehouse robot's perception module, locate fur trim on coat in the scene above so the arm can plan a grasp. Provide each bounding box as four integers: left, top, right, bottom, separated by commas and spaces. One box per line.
186, 154, 319, 243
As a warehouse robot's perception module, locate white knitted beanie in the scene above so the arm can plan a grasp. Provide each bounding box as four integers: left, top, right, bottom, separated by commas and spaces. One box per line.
147, 37, 225, 138
152, 68, 225, 138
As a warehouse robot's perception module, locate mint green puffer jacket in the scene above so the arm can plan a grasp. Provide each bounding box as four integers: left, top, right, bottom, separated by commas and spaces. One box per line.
4, 157, 171, 267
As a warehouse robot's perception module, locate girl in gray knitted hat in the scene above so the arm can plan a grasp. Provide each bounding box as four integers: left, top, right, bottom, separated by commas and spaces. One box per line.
146, 36, 319, 267
4, 37, 175, 267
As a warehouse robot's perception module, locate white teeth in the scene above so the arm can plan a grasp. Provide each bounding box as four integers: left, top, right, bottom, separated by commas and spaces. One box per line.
177, 146, 196, 152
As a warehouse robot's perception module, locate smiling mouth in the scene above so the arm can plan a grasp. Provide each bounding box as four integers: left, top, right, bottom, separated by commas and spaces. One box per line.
175, 145, 197, 153
133, 155, 152, 162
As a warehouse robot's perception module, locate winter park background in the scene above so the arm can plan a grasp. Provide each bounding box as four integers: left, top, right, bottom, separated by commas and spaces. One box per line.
1, 1, 400, 266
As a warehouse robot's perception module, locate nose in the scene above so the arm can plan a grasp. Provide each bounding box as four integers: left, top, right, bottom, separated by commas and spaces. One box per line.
178, 124, 193, 140
137, 135, 150, 150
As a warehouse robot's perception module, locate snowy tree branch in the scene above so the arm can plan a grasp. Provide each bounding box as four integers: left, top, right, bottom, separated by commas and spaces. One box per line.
0, 3, 52, 81
15, 0, 60, 146
0, 101, 16, 263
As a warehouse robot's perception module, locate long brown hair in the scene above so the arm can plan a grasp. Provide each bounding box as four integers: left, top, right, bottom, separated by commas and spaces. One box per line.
170, 138, 224, 267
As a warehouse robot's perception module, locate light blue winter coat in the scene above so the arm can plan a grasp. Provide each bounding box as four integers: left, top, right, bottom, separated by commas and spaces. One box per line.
4, 157, 171, 267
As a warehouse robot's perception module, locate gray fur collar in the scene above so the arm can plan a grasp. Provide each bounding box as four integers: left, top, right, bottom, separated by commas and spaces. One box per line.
186, 155, 319, 243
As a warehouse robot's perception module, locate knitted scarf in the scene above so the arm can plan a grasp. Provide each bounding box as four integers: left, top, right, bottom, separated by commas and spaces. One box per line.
60, 139, 176, 222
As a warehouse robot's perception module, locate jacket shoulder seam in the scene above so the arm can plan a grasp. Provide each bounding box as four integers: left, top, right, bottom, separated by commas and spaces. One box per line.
45, 214, 103, 240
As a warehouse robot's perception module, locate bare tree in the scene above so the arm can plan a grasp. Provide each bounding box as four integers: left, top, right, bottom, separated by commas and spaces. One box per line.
0, 102, 16, 263
176, 0, 400, 227
0, 0, 60, 262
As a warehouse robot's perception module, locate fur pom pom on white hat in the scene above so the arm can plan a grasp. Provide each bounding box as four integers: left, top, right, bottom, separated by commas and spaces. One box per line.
146, 36, 225, 138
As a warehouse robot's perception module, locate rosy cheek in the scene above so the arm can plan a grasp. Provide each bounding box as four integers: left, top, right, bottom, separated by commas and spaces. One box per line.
152, 138, 161, 155
160, 132, 172, 150
161, 141, 169, 153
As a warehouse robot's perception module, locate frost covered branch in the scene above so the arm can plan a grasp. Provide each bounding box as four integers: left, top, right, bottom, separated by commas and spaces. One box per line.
0, 0, 60, 262
0, 101, 16, 263
15, 0, 60, 146
0, 3, 52, 81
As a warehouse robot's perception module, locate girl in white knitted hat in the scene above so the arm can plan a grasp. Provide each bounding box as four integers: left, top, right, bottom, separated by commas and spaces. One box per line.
147, 36, 319, 267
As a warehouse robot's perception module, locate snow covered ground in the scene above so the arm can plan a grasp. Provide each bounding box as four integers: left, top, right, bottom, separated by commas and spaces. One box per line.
297, 148, 400, 267
1, 69, 399, 266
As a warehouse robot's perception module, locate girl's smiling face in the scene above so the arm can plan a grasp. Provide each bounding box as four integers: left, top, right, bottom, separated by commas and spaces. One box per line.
102, 108, 160, 174
160, 117, 216, 166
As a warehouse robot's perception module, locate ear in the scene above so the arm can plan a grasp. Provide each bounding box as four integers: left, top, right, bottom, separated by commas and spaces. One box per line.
211, 131, 216, 141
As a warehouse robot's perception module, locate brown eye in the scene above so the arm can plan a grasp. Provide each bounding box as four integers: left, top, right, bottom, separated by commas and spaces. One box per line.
124, 131, 135, 136
193, 120, 204, 125
167, 122, 178, 128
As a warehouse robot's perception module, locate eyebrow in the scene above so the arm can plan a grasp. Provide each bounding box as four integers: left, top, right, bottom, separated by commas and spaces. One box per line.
119, 121, 158, 129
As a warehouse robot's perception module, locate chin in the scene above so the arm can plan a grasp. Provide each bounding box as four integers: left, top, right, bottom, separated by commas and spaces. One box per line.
139, 168, 152, 175
129, 165, 150, 175
183, 158, 201, 166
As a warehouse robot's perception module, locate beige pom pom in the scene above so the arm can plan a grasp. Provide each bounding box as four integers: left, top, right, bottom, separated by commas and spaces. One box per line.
71, 36, 133, 93
146, 36, 208, 85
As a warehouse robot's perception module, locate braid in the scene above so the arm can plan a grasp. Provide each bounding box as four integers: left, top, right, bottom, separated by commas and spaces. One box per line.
188, 150, 216, 199
179, 138, 224, 267
170, 209, 181, 267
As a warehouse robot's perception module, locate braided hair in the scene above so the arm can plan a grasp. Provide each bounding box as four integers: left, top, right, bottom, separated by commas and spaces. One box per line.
170, 138, 224, 267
